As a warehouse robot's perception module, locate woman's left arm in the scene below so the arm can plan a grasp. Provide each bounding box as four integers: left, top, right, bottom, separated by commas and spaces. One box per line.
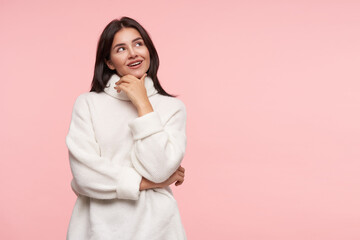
115, 74, 187, 184
128, 102, 187, 184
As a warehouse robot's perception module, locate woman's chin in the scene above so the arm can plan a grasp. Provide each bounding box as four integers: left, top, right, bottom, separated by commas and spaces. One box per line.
117, 69, 147, 79
134, 73, 143, 79
130, 71, 146, 79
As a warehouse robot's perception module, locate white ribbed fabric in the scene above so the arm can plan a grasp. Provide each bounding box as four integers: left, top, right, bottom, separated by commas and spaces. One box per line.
65, 73, 187, 240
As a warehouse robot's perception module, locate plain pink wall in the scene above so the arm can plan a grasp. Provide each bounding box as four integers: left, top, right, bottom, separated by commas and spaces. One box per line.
1, 0, 359, 239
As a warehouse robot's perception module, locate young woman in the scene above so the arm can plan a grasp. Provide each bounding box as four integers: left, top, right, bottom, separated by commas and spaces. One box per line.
65, 16, 187, 239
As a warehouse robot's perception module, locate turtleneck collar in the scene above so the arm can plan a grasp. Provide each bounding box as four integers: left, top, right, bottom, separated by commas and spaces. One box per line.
103, 73, 158, 101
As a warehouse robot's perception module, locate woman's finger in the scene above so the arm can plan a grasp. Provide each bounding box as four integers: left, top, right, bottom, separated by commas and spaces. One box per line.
115, 75, 137, 85
178, 175, 184, 182
176, 179, 184, 185
175, 180, 183, 186
115, 79, 131, 85
140, 73, 147, 83
114, 82, 129, 91
119, 82, 131, 87
117, 84, 130, 93
115, 83, 128, 90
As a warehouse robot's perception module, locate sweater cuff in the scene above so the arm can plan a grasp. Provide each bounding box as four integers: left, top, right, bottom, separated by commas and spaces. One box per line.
128, 111, 163, 140
116, 167, 142, 200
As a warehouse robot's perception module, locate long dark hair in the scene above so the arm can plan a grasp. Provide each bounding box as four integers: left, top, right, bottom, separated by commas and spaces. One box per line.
90, 16, 175, 97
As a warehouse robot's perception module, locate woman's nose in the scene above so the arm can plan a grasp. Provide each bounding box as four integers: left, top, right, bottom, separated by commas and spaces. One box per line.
128, 47, 137, 58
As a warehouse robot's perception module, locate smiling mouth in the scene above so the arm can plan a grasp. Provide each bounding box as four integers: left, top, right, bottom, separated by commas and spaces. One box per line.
128, 61, 143, 67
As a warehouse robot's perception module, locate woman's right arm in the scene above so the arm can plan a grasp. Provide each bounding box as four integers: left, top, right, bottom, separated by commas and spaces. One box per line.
66, 94, 143, 201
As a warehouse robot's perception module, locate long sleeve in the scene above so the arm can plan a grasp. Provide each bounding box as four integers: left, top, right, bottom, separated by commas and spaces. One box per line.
128, 100, 187, 183
65, 94, 142, 200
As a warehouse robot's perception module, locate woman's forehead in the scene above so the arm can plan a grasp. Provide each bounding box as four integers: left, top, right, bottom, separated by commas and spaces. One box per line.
113, 28, 142, 45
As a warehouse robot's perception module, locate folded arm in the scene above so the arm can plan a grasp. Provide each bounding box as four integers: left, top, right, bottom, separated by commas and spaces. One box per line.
128, 101, 187, 183
66, 94, 142, 200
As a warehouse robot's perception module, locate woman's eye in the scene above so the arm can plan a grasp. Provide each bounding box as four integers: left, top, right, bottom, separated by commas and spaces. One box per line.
117, 47, 125, 52
135, 42, 142, 47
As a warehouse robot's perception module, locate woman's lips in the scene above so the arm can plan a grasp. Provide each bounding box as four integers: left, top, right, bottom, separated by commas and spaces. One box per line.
128, 60, 143, 69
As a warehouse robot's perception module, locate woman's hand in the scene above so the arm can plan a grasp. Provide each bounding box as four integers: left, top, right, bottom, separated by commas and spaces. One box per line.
159, 165, 185, 187
114, 73, 153, 116
139, 165, 185, 190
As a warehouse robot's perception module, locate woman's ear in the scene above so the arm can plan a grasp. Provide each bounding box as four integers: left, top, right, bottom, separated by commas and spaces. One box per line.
105, 58, 115, 70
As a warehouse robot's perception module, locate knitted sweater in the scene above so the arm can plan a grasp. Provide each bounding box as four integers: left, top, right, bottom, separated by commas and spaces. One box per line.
65, 73, 187, 240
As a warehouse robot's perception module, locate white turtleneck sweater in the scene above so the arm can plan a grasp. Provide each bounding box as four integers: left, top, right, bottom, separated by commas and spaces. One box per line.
65, 73, 187, 240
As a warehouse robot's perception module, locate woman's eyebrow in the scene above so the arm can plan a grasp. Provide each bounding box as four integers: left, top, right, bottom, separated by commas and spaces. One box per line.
113, 37, 143, 49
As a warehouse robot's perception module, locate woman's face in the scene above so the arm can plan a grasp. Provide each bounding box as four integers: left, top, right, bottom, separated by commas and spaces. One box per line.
106, 27, 150, 79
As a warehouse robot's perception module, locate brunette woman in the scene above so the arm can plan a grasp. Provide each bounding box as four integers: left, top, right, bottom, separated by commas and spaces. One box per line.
66, 16, 187, 239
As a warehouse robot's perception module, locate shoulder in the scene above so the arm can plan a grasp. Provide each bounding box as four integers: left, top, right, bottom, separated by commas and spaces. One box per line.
154, 95, 187, 122
74, 91, 98, 101
155, 95, 186, 112
71, 92, 98, 111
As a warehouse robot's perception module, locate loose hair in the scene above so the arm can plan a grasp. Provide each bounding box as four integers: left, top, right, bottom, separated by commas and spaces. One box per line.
90, 16, 175, 97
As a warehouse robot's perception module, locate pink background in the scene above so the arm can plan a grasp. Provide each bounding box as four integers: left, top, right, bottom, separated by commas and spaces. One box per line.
1, 0, 359, 239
